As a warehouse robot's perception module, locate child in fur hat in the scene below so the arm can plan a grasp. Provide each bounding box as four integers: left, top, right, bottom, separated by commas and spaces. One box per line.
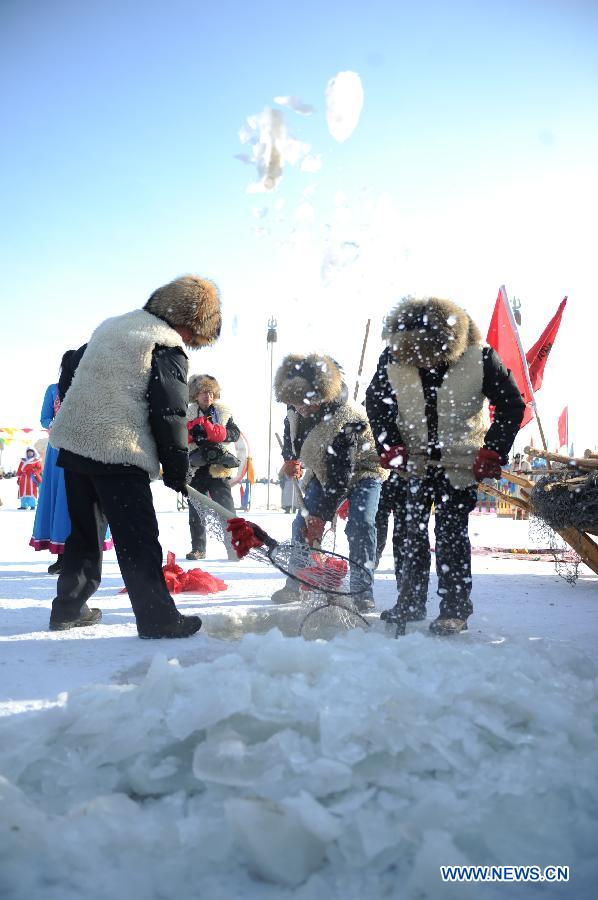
366, 296, 525, 635
271, 352, 387, 611
186, 373, 241, 560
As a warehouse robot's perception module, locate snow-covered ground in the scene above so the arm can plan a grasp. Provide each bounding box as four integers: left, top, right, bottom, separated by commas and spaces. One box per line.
0, 478, 597, 899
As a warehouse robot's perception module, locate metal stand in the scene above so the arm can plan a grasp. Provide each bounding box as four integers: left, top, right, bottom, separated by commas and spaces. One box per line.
266, 317, 277, 510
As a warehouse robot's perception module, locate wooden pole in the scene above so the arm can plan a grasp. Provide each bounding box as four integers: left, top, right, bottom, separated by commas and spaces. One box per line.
525, 447, 598, 470
499, 285, 551, 464
353, 319, 371, 402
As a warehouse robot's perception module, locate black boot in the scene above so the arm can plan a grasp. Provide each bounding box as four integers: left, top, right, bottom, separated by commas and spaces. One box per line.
379, 604, 407, 636
47, 556, 63, 575
49, 604, 102, 631
403, 600, 427, 622
186, 549, 206, 560
380, 599, 426, 624
138, 615, 202, 640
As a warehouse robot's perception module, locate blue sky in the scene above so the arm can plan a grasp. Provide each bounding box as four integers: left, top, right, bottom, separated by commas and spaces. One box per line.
1, 0, 597, 467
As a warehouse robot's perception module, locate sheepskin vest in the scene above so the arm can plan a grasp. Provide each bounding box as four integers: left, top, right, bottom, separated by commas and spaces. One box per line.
187, 400, 237, 479
50, 310, 185, 479
386, 345, 490, 488
298, 403, 387, 490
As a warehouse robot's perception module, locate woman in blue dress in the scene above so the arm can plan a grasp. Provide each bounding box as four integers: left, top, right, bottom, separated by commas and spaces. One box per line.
30, 352, 113, 574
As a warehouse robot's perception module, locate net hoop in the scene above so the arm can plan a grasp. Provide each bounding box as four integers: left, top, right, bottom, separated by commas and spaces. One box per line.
299, 602, 371, 639
265, 542, 373, 597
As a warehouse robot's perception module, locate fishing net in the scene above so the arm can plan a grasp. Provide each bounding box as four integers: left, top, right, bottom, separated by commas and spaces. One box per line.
188, 498, 225, 540
530, 470, 598, 535
528, 515, 581, 585
525, 470, 598, 584
265, 543, 371, 596
298, 592, 371, 640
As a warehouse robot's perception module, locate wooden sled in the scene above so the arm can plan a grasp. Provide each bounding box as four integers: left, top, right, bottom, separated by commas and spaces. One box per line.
490, 471, 598, 576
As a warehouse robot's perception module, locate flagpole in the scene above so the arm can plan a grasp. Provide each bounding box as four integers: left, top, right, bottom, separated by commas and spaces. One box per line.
499, 286, 551, 458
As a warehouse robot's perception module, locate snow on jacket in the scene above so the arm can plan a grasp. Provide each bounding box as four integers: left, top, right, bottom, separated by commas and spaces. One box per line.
366, 348, 525, 489
284, 401, 387, 520
50, 309, 189, 481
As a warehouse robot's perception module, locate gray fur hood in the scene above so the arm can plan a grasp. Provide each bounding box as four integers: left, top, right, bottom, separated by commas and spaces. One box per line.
275, 353, 344, 408
382, 297, 483, 368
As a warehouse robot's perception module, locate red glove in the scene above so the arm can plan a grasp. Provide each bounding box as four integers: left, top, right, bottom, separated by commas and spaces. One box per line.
282, 459, 303, 478
303, 515, 325, 546
473, 448, 502, 481
187, 416, 206, 444
336, 499, 350, 520
380, 445, 408, 470
226, 517, 267, 559
202, 420, 227, 443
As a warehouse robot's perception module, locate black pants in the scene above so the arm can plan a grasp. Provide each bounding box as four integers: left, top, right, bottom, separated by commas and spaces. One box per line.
375, 472, 408, 588
188, 468, 236, 553
52, 469, 180, 631
399, 468, 478, 619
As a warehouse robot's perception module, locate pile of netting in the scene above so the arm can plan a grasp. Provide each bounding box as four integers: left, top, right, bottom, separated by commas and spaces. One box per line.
530, 469, 598, 535
526, 469, 598, 584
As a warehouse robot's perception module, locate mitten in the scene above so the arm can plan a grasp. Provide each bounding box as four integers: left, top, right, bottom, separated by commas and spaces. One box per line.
303, 515, 325, 546
282, 459, 303, 478
202, 420, 227, 443
473, 447, 502, 481
163, 475, 189, 495
187, 416, 206, 443
380, 445, 408, 470
226, 517, 267, 558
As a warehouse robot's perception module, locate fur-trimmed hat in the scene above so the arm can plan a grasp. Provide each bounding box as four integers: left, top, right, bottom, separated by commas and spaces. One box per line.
275, 353, 344, 407
382, 296, 482, 368
144, 275, 222, 348
188, 373, 221, 401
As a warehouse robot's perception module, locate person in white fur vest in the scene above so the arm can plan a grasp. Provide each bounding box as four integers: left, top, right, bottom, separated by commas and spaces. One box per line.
366, 296, 525, 635
48, 275, 222, 639
271, 353, 387, 612
186, 374, 241, 560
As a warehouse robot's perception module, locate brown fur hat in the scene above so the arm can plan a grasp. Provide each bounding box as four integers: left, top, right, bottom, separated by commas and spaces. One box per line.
275, 353, 343, 407
188, 373, 221, 402
382, 296, 482, 367
144, 275, 222, 347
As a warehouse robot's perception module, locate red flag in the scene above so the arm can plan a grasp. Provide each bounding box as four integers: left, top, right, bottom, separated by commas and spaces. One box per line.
526, 298, 567, 392
520, 297, 567, 428
558, 406, 568, 449
487, 286, 532, 408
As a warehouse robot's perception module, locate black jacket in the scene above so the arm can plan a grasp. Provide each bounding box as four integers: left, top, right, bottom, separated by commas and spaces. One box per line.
365, 346, 525, 463
58, 343, 190, 482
